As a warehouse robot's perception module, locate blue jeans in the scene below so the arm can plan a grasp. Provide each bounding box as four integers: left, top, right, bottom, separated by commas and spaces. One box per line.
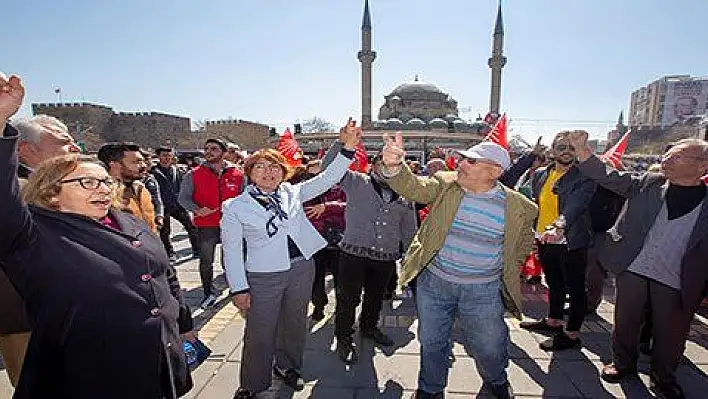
416, 269, 509, 394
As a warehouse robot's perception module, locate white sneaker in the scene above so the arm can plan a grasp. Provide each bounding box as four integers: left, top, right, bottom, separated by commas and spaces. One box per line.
200, 294, 217, 309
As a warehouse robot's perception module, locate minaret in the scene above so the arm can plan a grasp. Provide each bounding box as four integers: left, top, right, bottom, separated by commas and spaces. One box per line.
488, 1, 506, 115
358, 0, 376, 128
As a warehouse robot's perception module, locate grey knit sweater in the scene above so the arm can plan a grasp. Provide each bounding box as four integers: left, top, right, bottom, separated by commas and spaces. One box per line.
323, 142, 417, 261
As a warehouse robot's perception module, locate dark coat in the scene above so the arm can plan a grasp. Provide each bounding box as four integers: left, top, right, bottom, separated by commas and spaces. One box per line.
0, 163, 31, 335
577, 155, 708, 314
0, 126, 193, 398
531, 163, 597, 250
150, 164, 184, 212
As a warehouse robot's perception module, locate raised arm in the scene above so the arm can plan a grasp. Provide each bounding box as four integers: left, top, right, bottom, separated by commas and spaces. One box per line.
299, 118, 359, 202
570, 131, 646, 199
0, 74, 37, 267
379, 132, 443, 204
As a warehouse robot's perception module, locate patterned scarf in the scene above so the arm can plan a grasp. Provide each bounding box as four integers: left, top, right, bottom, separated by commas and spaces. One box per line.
247, 184, 288, 237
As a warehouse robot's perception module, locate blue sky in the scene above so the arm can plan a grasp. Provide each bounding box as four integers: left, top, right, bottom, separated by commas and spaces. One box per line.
3, 0, 707, 144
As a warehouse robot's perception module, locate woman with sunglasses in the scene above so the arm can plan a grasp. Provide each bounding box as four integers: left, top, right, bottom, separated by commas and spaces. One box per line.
0, 74, 193, 398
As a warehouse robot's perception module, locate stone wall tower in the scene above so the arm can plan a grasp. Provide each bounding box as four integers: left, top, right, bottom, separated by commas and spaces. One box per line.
358, 0, 376, 128
488, 1, 506, 115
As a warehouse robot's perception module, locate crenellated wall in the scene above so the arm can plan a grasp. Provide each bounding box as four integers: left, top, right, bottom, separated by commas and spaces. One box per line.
204, 119, 270, 151
30, 103, 267, 152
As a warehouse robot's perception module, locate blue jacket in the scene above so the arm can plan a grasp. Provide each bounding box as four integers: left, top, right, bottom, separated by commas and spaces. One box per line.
220, 151, 353, 292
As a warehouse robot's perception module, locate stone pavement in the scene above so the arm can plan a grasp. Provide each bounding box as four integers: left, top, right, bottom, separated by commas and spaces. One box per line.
1, 228, 708, 398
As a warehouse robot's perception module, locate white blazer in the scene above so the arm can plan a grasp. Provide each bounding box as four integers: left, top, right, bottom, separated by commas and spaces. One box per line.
221, 152, 352, 292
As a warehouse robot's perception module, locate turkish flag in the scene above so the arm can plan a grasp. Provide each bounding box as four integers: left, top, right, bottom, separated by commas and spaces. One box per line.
702, 175, 708, 185
484, 113, 508, 149
349, 142, 369, 173
601, 129, 631, 169
277, 128, 304, 167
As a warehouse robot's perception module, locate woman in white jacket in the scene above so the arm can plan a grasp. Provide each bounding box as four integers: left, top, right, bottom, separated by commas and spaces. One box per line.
222, 119, 359, 399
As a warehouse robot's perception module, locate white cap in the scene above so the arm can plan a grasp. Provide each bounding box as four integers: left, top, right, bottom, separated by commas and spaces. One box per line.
455, 141, 511, 170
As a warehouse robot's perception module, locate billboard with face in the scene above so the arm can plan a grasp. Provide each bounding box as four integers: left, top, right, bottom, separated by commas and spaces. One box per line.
661, 79, 708, 127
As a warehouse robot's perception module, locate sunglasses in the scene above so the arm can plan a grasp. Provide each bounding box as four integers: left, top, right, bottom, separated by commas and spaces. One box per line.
60, 176, 115, 190
554, 144, 575, 152
456, 154, 501, 167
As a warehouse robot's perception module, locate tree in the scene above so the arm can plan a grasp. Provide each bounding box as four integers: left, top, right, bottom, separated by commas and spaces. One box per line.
301, 116, 336, 133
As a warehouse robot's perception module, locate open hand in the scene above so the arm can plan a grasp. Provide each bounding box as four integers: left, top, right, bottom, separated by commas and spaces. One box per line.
567, 130, 592, 161
339, 118, 361, 150
382, 132, 405, 166
305, 203, 326, 219
0, 73, 25, 123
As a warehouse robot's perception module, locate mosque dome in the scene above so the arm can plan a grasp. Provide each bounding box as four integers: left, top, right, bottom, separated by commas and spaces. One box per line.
428, 118, 448, 127
378, 75, 460, 125
407, 118, 426, 125
391, 76, 443, 96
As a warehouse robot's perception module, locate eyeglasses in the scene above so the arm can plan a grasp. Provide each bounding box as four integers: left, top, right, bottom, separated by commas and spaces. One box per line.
554, 144, 575, 152
252, 163, 282, 173
60, 177, 115, 190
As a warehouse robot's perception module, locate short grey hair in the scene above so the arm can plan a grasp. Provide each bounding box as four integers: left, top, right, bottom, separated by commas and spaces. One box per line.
14, 115, 69, 144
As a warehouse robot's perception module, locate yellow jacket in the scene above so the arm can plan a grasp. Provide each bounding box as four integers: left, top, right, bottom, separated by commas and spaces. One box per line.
387, 165, 538, 319
119, 181, 157, 232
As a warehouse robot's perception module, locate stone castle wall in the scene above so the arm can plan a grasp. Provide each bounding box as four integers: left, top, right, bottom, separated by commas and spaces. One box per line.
31, 103, 269, 152
204, 119, 271, 151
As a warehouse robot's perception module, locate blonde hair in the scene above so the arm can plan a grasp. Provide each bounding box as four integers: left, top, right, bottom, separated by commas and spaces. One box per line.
243, 149, 292, 180
21, 154, 119, 210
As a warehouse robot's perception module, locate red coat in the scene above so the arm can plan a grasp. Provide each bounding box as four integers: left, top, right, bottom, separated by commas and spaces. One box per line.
191, 164, 243, 227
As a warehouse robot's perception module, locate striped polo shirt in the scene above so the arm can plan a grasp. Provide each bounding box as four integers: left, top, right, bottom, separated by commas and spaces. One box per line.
428, 184, 506, 284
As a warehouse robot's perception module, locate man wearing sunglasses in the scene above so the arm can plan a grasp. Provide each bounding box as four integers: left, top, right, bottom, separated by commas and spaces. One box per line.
520, 131, 596, 351
380, 134, 538, 399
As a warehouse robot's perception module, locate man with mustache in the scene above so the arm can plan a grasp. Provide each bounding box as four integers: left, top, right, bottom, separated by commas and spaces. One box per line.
520, 131, 596, 351
98, 142, 158, 232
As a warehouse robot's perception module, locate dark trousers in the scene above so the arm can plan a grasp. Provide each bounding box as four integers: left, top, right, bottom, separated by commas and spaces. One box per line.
539, 244, 588, 332
613, 272, 693, 384
311, 248, 340, 310
197, 226, 221, 297
334, 252, 395, 338
586, 233, 608, 312
159, 207, 199, 256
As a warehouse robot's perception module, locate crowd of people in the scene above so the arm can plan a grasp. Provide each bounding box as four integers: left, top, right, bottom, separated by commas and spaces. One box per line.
1, 72, 708, 399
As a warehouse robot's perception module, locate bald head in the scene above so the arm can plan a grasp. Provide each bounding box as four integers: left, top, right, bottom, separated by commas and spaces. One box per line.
660, 138, 708, 185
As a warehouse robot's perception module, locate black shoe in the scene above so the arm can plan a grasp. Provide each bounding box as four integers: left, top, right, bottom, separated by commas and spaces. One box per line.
490, 381, 515, 399
540, 332, 581, 351
361, 328, 394, 346
411, 389, 444, 399
519, 319, 563, 333
273, 366, 305, 391
311, 307, 325, 322
233, 387, 255, 399
335, 337, 358, 363
650, 375, 685, 399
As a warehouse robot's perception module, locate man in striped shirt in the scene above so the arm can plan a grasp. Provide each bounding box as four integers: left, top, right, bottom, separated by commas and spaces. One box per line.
381, 136, 538, 399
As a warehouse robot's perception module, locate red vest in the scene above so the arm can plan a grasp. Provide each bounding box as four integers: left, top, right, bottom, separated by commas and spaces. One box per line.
191, 164, 244, 227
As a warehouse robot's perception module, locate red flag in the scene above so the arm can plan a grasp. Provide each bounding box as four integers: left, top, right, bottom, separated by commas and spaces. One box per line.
601, 129, 631, 169
484, 113, 508, 149
317, 146, 326, 159
445, 155, 457, 170
277, 128, 304, 167
349, 142, 369, 173
702, 174, 708, 185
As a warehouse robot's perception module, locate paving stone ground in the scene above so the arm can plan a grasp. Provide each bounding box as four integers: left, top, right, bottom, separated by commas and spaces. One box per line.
2, 225, 707, 398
